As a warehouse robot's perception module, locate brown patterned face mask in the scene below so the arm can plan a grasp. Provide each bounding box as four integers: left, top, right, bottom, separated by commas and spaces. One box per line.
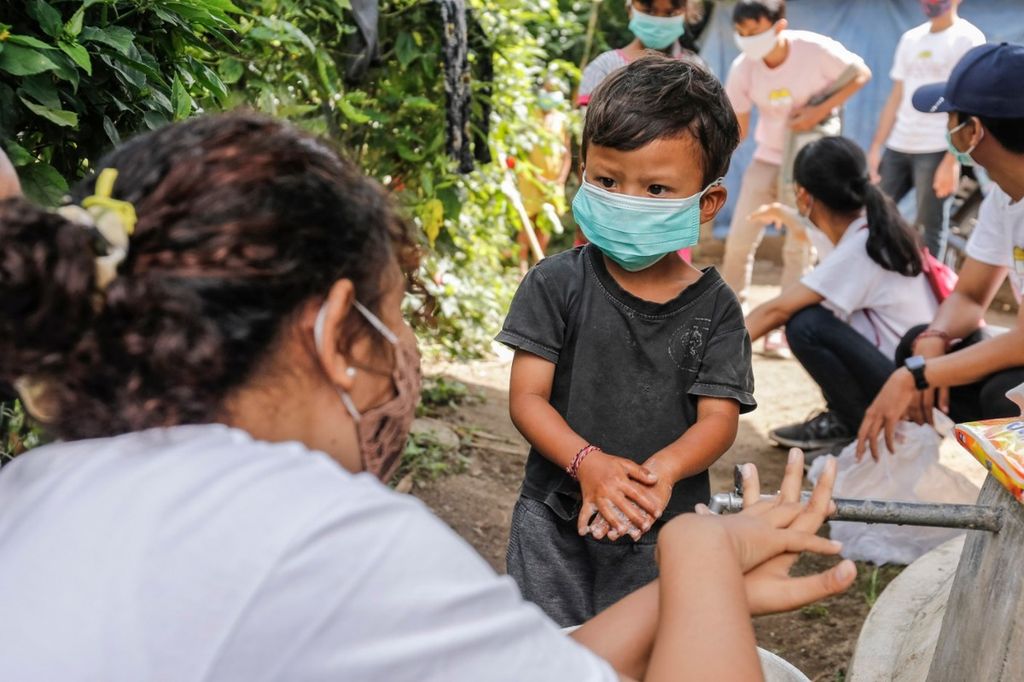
315, 300, 421, 483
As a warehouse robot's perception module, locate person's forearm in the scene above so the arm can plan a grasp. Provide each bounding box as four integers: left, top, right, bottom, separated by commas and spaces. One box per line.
746, 300, 790, 342
920, 327, 1024, 388
571, 581, 659, 680
509, 392, 587, 469
927, 291, 990, 340
820, 66, 871, 112
871, 86, 902, 150
645, 412, 737, 484
646, 519, 762, 681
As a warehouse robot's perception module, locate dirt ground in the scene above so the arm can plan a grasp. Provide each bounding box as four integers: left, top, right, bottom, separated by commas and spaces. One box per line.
410, 260, 1007, 681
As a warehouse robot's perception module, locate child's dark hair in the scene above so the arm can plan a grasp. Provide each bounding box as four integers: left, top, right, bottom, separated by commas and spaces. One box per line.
956, 112, 1024, 154
634, 0, 686, 10
794, 136, 922, 277
0, 112, 414, 441
732, 0, 785, 24
582, 55, 740, 186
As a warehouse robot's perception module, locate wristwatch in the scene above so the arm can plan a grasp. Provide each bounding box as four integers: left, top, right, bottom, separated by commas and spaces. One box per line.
904, 355, 929, 390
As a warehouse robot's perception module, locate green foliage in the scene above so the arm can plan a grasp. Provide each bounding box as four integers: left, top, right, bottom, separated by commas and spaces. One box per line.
396, 429, 468, 484
1, 401, 43, 466
419, 376, 469, 413
0, 0, 238, 205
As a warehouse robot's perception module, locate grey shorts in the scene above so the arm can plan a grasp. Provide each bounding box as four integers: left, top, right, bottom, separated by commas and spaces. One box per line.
506, 495, 659, 627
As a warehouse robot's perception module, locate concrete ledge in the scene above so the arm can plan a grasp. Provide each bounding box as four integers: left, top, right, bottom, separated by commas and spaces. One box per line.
848, 536, 965, 682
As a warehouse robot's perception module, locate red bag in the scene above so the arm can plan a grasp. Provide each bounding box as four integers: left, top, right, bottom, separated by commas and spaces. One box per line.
921, 248, 958, 302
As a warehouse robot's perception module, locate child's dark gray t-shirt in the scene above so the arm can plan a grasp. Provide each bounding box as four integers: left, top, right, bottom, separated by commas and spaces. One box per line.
497, 245, 756, 522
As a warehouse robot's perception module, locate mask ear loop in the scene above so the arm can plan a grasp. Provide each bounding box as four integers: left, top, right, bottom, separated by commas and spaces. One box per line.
313, 301, 363, 423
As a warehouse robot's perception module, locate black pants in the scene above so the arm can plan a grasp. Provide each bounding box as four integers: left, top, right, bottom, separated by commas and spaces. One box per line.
896, 325, 1024, 423
786, 305, 895, 432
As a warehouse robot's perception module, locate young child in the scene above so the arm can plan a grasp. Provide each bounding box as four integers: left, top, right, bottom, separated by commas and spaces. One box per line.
498, 55, 755, 626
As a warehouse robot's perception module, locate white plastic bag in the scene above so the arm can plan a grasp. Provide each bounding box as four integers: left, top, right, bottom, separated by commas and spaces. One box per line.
808, 418, 981, 565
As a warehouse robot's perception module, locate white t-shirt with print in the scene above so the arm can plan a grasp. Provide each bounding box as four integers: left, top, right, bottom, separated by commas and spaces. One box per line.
966, 185, 1024, 303
725, 30, 865, 165
887, 19, 985, 154
0, 424, 616, 682
801, 217, 939, 358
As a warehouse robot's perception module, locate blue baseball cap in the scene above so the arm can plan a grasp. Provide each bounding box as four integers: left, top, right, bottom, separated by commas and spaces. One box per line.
913, 43, 1024, 117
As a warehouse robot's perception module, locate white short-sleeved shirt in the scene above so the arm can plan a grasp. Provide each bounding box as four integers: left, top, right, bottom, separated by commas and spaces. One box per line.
577, 45, 700, 106
725, 30, 865, 165
887, 20, 986, 154
965, 185, 1024, 303
0, 424, 616, 682
801, 217, 939, 358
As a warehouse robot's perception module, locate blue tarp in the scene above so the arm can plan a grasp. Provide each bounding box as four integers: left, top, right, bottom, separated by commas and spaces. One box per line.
700, 0, 1024, 233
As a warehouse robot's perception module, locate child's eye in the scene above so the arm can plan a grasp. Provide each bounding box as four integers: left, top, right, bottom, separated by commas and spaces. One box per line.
648, 184, 669, 196
597, 177, 616, 189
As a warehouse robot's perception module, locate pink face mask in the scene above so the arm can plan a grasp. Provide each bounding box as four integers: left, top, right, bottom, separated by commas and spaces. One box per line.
314, 300, 421, 483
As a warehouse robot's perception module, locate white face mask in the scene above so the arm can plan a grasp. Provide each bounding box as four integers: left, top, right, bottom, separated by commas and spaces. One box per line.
734, 24, 779, 60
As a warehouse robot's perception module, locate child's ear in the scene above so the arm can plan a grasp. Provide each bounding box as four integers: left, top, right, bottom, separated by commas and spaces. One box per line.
775, 18, 789, 33
699, 185, 728, 224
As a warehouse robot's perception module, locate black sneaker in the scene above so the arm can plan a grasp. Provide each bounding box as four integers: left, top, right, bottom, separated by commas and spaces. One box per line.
769, 411, 853, 450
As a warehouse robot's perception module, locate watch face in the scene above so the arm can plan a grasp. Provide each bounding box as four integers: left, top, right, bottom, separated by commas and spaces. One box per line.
906, 356, 926, 371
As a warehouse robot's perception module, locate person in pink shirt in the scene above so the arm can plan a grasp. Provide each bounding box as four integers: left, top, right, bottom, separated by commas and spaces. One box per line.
722, 0, 870, 356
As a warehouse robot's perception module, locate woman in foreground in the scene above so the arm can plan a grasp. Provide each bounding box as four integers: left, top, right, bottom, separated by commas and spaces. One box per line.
0, 113, 854, 681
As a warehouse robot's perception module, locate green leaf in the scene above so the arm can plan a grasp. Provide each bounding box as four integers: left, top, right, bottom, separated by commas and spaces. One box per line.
143, 110, 168, 130
403, 96, 436, 111
65, 6, 85, 38
18, 74, 61, 108
218, 57, 244, 85
18, 162, 69, 206
102, 115, 120, 146
80, 26, 134, 55
338, 98, 370, 124
59, 40, 92, 75
171, 74, 191, 120
27, 0, 63, 38
7, 35, 57, 50
2, 140, 33, 167
19, 96, 78, 127
188, 59, 228, 104
395, 31, 418, 68
396, 143, 424, 162
0, 44, 61, 76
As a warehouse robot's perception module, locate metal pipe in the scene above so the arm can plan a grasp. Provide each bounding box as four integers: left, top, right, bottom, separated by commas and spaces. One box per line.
707, 492, 1004, 533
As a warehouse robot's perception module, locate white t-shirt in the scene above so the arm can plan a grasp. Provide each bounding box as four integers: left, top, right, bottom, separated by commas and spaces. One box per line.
887, 20, 985, 154
801, 217, 939, 358
726, 30, 865, 165
0, 424, 616, 682
965, 184, 1024, 303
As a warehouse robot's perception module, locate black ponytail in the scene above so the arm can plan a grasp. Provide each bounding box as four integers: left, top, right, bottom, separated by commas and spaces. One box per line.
794, 136, 922, 277
861, 182, 922, 277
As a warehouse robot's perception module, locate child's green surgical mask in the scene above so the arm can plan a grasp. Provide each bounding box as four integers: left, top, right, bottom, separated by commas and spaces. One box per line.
572, 175, 720, 272
628, 10, 685, 50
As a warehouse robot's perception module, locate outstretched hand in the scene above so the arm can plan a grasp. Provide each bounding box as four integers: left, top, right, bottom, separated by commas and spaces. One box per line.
695, 449, 856, 615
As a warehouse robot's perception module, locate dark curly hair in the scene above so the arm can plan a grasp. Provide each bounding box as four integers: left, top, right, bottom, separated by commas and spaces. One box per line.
0, 112, 414, 440
582, 54, 741, 186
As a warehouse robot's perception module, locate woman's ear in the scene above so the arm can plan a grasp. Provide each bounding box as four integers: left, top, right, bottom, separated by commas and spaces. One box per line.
306, 278, 359, 391
699, 185, 728, 224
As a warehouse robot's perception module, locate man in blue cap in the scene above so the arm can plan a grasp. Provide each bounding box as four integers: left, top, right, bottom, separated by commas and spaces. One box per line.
858, 43, 1024, 460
